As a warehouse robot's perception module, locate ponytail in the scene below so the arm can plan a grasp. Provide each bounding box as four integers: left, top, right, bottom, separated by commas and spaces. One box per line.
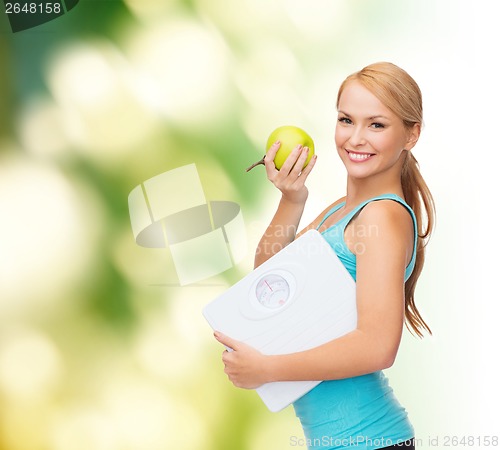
401, 151, 435, 337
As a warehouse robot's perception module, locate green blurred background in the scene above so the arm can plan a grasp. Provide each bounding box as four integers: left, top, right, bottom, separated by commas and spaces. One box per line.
1, 1, 498, 449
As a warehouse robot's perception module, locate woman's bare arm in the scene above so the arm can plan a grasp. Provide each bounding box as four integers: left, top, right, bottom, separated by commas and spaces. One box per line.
254, 141, 317, 268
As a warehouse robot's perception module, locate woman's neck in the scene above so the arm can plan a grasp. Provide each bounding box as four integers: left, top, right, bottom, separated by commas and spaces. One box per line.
344, 176, 404, 210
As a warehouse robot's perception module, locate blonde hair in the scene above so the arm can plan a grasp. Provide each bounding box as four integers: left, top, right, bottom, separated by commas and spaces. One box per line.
337, 62, 435, 338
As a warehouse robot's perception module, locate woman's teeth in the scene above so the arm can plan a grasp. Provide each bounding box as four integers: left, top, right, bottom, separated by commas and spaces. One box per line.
348, 151, 373, 161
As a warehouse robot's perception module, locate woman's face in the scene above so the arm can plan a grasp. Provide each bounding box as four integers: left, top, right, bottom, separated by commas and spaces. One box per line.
335, 80, 416, 181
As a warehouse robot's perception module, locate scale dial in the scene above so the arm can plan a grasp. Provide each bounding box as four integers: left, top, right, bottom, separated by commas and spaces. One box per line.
255, 273, 290, 309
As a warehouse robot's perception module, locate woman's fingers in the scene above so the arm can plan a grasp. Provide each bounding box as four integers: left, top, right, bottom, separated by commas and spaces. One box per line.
288, 146, 312, 178
279, 146, 314, 186
214, 331, 239, 351
264, 140, 281, 167
263, 142, 316, 205
295, 150, 317, 180
264, 143, 314, 179
277, 144, 303, 175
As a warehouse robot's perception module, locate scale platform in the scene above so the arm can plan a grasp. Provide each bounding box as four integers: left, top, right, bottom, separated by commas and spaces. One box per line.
202, 229, 357, 412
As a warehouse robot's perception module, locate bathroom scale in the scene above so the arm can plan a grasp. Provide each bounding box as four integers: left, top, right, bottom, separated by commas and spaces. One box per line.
202, 229, 357, 412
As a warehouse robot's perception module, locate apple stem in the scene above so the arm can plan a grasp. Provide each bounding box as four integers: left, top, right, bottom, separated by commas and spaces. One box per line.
245, 155, 266, 172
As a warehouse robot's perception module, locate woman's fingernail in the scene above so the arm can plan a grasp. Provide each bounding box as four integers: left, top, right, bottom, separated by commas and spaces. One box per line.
274, 140, 280, 145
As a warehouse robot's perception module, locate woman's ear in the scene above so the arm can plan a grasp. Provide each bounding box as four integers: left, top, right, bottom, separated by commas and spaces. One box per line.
405, 123, 421, 151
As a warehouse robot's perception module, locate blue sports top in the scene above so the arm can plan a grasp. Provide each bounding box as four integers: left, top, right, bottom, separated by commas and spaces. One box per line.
293, 193, 417, 450
316, 193, 418, 282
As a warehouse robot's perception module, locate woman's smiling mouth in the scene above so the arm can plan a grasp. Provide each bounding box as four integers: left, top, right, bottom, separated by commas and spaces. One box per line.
346, 150, 375, 162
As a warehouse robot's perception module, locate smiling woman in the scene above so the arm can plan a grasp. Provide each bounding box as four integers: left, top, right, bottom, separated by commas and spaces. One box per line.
215, 62, 436, 450
334, 63, 435, 339
335, 81, 420, 180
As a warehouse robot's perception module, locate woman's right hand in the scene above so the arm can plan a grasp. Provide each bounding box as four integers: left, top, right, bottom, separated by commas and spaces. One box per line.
264, 141, 317, 205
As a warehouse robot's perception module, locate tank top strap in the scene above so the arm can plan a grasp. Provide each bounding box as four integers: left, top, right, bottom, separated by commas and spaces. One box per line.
317, 193, 418, 281
339, 193, 415, 228
342, 193, 418, 280
341, 193, 397, 224
315, 201, 345, 231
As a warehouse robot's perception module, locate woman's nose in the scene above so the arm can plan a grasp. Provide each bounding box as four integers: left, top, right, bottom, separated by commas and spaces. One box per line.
348, 126, 367, 147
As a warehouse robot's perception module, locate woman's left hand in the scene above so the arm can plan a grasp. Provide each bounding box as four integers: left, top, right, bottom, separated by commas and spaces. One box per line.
214, 332, 270, 389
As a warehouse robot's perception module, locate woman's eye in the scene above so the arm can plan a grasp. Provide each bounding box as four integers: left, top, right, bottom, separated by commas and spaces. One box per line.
371, 122, 385, 129
338, 117, 352, 124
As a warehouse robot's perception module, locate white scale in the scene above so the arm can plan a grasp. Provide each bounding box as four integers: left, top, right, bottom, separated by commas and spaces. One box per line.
202, 229, 357, 412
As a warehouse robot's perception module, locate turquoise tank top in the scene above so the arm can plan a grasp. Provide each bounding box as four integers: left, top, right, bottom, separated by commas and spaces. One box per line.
293, 193, 416, 450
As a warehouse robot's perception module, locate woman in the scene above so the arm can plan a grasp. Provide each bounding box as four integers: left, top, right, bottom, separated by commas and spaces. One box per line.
214, 62, 435, 450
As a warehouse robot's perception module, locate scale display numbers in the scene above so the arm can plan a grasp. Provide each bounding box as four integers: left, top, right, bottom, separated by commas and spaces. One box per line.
255, 273, 291, 309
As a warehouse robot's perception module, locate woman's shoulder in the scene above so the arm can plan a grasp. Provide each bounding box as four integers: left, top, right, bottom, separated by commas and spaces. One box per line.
353, 198, 414, 241
362, 195, 410, 214
350, 198, 415, 278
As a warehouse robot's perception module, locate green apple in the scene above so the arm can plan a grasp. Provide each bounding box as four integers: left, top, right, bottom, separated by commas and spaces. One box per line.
246, 125, 315, 172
